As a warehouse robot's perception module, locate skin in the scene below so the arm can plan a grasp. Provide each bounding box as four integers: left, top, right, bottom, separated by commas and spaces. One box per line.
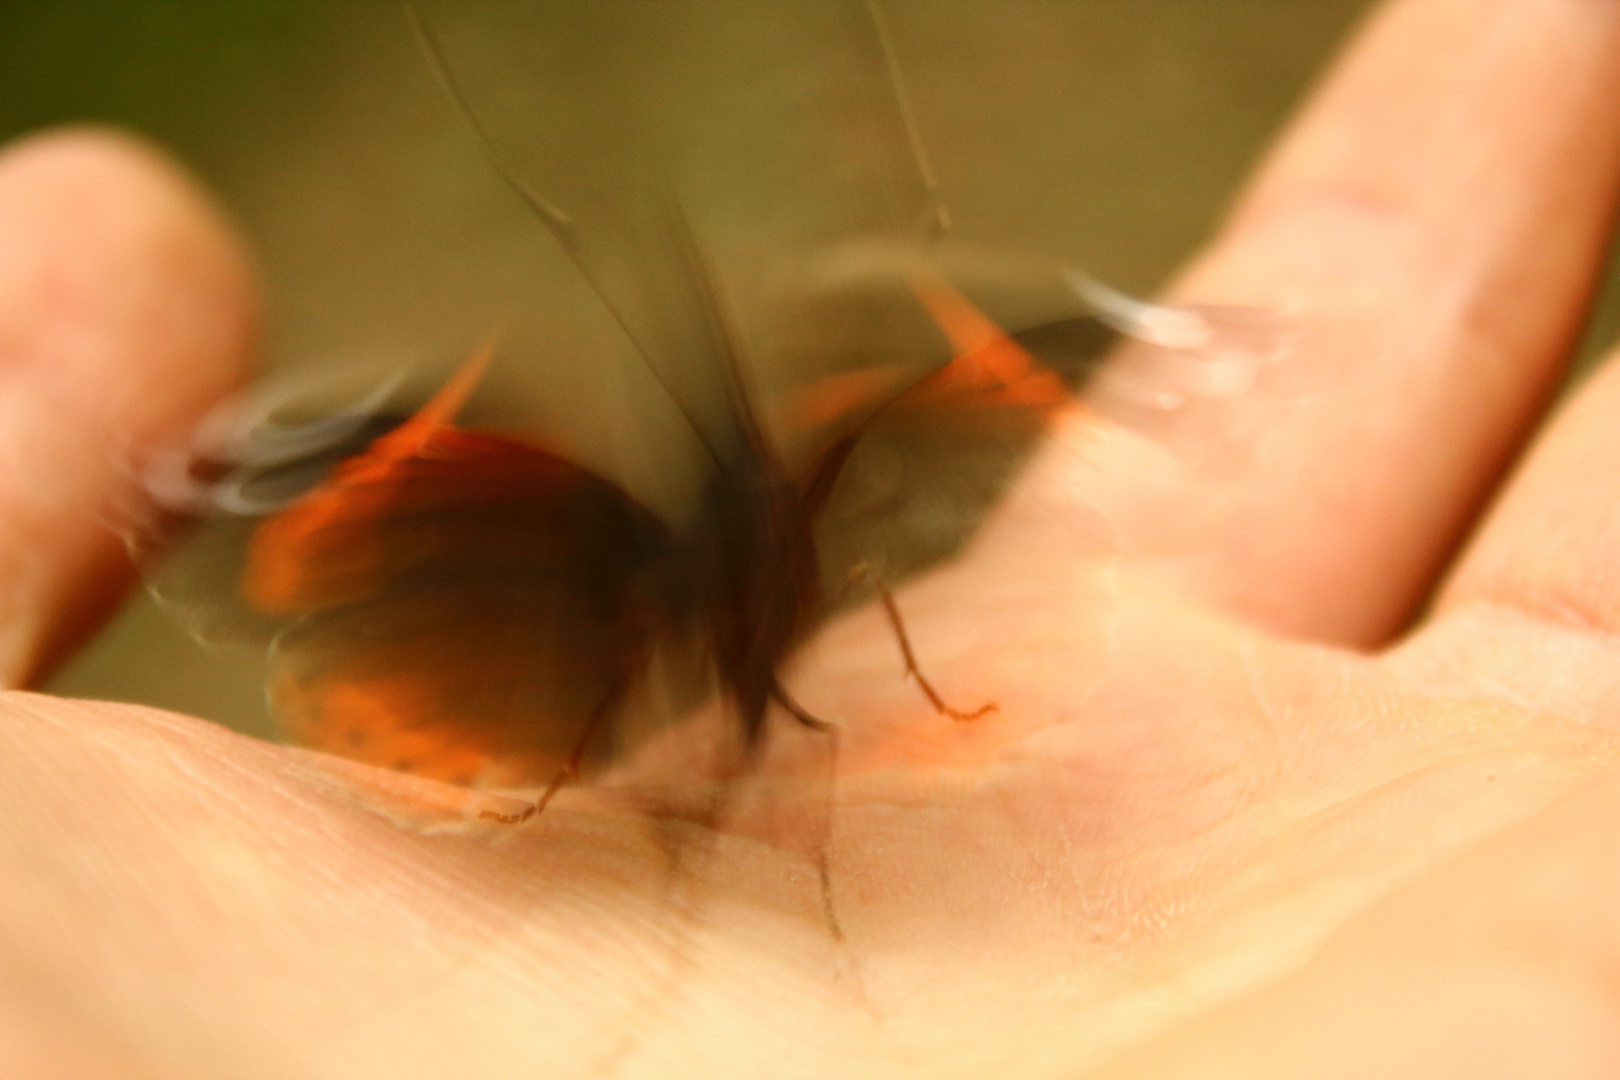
5, 0, 1620, 1075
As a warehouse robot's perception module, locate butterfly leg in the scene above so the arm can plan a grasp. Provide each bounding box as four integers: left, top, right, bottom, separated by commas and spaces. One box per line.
769, 680, 836, 734
477, 680, 630, 824
866, 573, 997, 722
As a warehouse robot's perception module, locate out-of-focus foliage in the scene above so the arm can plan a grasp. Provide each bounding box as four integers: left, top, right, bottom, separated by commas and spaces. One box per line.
0, 3, 332, 164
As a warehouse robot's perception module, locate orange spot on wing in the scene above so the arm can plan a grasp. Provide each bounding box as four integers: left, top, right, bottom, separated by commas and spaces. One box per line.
273, 666, 558, 788
908, 268, 1070, 411
242, 343, 501, 614
365, 338, 494, 461
778, 365, 913, 432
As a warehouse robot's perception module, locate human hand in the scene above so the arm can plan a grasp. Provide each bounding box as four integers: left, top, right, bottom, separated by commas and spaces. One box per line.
5, 0, 1620, 1076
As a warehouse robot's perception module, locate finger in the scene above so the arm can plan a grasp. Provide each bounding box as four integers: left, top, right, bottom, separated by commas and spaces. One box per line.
0, 129, 256, 687
1402, 345, 1620, 720
1103, 0, 1620, 646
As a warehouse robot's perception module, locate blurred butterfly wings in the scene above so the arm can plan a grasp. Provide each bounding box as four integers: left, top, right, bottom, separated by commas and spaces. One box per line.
136, 0, 1291, 794
227, 347, 668, 786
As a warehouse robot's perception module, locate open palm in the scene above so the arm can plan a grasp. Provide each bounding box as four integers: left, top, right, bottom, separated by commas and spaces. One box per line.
6, 1, 1620, 1077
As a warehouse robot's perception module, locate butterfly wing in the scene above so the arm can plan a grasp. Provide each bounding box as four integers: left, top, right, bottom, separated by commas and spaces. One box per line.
411, 0, 944, 459
260, 440, 678, 787
149, 350, 685, 788
752, 257, 1110, 600
409, 1, 1116, 626
772, 249, 1289, 600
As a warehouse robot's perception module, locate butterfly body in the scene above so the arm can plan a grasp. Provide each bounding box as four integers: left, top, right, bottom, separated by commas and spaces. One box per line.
687, 454, 827, 745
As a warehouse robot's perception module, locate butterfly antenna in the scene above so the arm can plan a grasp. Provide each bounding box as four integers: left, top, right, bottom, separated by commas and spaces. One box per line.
865, 0, 951, 239
404, 2, 725, 468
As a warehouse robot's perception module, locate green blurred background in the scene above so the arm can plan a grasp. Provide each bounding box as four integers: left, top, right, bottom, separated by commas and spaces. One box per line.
1, 2, 1615, 738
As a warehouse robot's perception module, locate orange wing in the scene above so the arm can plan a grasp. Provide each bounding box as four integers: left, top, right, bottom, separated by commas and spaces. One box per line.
905, 267, 1073, 413
240, 347, 679, 787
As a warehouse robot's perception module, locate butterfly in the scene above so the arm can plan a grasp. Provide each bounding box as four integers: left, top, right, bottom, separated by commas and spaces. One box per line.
135, 0, 1288, 823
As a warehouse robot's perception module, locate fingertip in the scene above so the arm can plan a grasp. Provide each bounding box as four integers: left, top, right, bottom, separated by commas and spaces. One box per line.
0, 126, 259, 432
